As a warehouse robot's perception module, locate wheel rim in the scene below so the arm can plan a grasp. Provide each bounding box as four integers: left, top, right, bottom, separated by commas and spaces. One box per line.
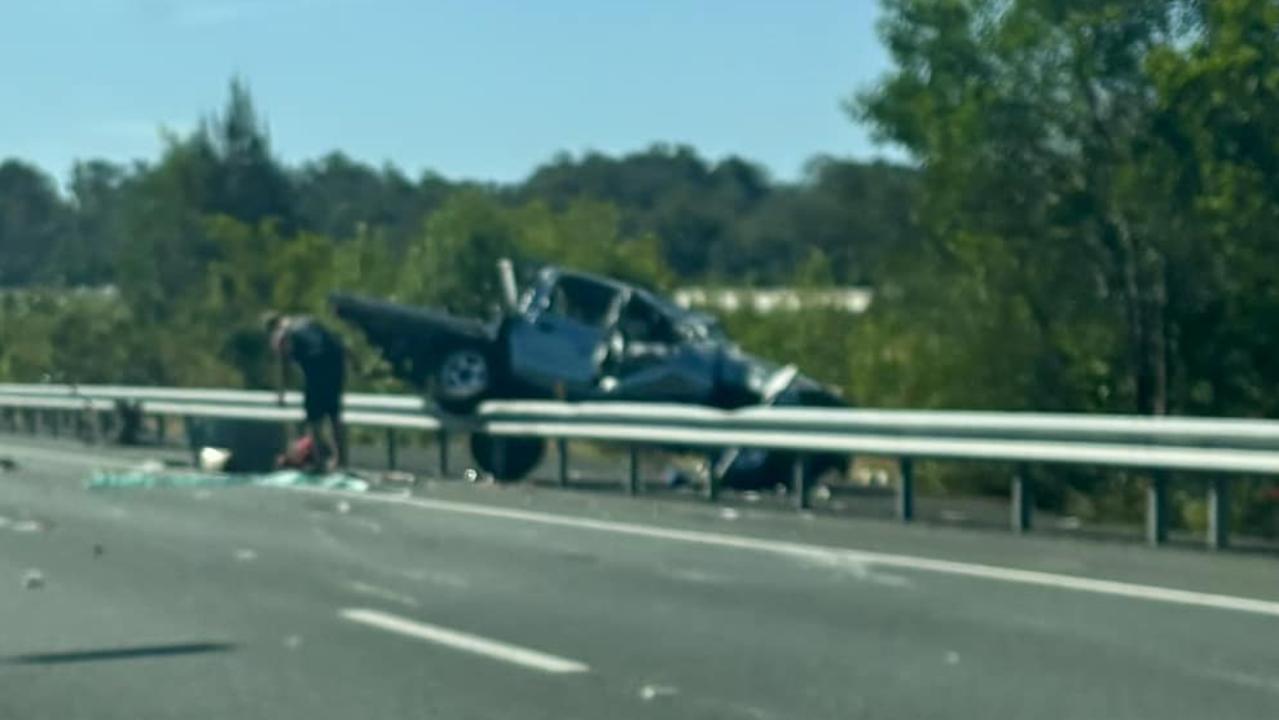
439, 350, 488, 400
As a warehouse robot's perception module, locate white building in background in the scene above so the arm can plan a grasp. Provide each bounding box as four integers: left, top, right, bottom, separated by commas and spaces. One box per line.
671, 287, 873, 315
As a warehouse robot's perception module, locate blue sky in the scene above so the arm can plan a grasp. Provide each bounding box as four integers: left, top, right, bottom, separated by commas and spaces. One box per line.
3, 0, 893, 184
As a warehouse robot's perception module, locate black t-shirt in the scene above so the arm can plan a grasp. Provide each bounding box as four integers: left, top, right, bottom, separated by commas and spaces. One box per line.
285, 317, 343, 373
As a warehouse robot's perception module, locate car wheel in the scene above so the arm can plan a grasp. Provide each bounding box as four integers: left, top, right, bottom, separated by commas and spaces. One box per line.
470, 434, 545, 482
434, 347, 492, 414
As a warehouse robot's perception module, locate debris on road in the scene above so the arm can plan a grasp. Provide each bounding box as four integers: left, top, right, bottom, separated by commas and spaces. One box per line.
134, 459, 168, 473
21, 569, 45, 590
283, 635, 303, 650
945, 651, 961, 665
382, 471, 416, 486
198, 447, 232, 472
89, 469, 370, 493
663, 468, 692, 489
0, 456, 17, 472
335, 500, 351, 515
1057, 516, 1082, 530
719, 508, 740, 521
639, 684, 679, 701
233, 548, 258, 562
11, 519, 45, 533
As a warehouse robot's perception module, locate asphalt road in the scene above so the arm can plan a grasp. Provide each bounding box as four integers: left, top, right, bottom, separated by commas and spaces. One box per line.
2, 435, 1279, 719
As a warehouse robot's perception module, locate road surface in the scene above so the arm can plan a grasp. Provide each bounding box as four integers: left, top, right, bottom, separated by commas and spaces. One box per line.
2, 435, 1278, 719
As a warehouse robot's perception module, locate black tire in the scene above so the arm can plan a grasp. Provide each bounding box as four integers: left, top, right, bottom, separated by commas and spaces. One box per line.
433, 346, 494, 414
470, 434, 545, 482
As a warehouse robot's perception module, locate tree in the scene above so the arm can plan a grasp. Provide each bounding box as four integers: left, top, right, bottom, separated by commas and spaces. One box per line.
0, 160, 70, 286
61, 160, 132, 285
858, 0, 1206, 415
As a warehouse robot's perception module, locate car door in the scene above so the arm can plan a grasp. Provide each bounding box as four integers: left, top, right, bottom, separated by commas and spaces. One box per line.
506, 273, 621, 395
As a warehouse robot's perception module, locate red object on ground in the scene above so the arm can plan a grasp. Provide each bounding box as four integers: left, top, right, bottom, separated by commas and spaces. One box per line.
277, 434, 317, 470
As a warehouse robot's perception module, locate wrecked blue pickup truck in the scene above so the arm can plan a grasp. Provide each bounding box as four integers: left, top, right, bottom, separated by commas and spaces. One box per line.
331, 263, 848, 489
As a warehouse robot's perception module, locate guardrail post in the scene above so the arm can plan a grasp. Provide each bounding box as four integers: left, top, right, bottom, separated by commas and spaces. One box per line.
557, 438, 570, 487
98, 410, 112, 444
437, 430, 450, 477
1146, 472, 1169, 546
705, 451, 720, 502
183, 416, 200, 467
48, 411, 59, 438
628, 445, 640, 496
793, 455, 809, 510
385, 428, 398, 470
493, 437, 508, 479
1011, 467, 1032, 533
897, 458, 915, 522
1208, 477, 1230, 550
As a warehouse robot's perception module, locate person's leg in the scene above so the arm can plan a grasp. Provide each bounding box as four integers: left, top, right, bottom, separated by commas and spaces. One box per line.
332, 353, 348, 469
330, 414, 348, 470
303, 372, 335, 472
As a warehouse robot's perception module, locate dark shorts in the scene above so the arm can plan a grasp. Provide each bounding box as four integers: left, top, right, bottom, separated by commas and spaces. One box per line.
302, 355, 345, 424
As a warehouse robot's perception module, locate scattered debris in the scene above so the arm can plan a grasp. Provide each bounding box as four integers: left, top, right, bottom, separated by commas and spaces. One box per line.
11, 519, 45, 533
464, 468, 480, 483
812, 485, 832, 502
741, 491, 762, 503
198, 447, 232, 473
233, 548, 258, 562
639, 684, 679, 701
663, 468, 692, 489
348, 517, 382, 534
134, 459, 167, 473
719, 508, 740, 521
382, 471, 416, 486
89, 469, 369, 492
335, 500, 351, 515
21, 569, 44, 590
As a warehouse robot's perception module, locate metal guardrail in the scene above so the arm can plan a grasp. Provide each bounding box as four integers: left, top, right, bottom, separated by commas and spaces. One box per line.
2, 383, 1277, 550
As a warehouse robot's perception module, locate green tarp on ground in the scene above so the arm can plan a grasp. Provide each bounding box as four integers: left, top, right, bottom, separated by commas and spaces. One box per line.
88, 469, 370, 492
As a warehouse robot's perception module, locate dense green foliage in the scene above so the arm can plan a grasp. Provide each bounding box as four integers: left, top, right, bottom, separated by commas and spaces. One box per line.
4, 1, 1279, 533
0, 78, 915, 392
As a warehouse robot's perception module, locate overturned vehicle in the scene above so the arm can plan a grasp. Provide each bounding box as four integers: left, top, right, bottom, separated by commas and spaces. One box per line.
331, 263, 849, 489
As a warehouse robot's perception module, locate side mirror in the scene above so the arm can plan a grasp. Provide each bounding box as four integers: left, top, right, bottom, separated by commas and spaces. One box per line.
497, 258, 519, 312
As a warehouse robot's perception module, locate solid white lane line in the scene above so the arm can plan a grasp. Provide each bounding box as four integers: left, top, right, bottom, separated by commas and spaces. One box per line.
339, 608, 589, 674
290, 486, 1279, 619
